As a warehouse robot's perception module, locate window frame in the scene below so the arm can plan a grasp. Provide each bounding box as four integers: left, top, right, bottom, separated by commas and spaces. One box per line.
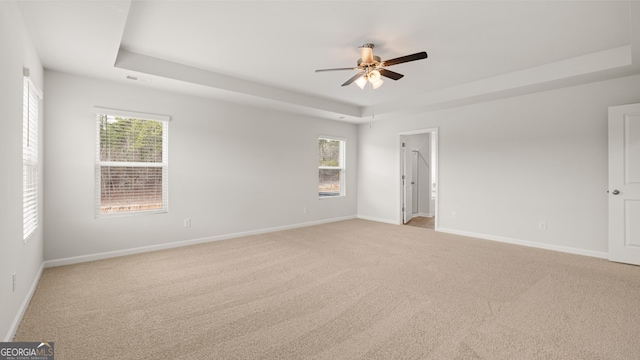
23, 73, 42, 242
93, 107, 170, 218
318, 136, 346, 199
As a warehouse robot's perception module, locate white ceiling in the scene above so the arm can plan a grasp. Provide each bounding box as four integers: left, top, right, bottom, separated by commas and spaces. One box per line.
17, 1, 640, 123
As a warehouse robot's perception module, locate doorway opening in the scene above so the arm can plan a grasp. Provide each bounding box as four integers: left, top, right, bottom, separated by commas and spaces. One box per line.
399, 128, 438, 230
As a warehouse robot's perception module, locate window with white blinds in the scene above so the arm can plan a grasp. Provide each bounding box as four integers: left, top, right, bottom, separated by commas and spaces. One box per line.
94, 109, 169, 216
23, 76, 41, 241
318, 137, 346, 198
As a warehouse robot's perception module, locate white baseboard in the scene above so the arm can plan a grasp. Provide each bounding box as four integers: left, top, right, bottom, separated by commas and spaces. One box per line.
5, 262, 44, 342
437, 227, 608, 259
356, 214, 401, 225
44, 216, 357, 268
356, 214, 434, 225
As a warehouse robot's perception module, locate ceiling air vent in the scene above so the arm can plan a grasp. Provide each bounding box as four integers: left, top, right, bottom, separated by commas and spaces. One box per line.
125, 75, 151, 83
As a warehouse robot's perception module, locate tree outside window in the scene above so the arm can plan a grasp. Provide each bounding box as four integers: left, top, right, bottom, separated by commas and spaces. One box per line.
318, 137, 345, 197
96, 113, 168, 215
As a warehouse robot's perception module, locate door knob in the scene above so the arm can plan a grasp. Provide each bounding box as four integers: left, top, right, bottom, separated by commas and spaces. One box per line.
612, 189, 620, 195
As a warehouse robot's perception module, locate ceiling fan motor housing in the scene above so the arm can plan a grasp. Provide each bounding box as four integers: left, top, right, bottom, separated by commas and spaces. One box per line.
357, 56, 381, 68
358, 44, 378, 66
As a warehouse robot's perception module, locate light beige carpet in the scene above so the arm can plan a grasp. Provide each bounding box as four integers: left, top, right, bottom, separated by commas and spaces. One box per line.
14, 219, 640, 359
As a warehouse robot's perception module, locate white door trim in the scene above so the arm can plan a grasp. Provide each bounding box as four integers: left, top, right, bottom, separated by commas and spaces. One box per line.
398, 128, 439, 229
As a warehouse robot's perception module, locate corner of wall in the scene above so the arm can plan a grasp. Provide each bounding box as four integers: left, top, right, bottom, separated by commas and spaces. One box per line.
0, 0, 45, 342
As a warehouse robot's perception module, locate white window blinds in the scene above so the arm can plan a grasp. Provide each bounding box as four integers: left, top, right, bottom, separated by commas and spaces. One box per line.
23, 75, 41, 241
94, 109, 169, 216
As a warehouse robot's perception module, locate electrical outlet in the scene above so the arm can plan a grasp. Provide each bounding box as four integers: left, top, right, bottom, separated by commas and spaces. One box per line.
538, 221, 547, 231
184, 218, 191, 228
12, 273, 16, 292
303, 207, 308, 214
452, 212, 458, 220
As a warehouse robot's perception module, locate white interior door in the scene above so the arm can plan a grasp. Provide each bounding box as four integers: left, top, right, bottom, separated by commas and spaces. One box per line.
608, 103, 640, 265
402, 141, 413, 223
411, 151, 419, 214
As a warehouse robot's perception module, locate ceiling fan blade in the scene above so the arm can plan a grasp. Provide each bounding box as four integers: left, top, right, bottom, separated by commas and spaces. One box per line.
315, 67, 358, 72
382, 52, 428, 67
342, 71, 366, 86
379, 68, 404, 81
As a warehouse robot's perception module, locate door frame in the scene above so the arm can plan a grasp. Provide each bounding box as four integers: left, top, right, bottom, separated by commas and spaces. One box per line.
398, 128, 439, 229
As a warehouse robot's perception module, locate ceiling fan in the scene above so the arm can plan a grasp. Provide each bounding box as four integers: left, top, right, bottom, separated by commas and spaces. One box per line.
315, 44, 428, 89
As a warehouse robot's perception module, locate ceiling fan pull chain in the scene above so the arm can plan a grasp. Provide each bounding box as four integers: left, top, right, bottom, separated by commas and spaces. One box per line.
370, 83, 375, 120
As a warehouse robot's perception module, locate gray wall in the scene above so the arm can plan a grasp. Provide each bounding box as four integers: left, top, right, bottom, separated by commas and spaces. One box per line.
43, 71, 358, 262
0, 1, 44, 341
357, 74, 640, 256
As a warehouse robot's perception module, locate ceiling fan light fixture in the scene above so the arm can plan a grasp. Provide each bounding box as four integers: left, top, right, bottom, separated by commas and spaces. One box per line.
368, 69, 381, 83
372, 78, 384, 90
355, 76, 367, 89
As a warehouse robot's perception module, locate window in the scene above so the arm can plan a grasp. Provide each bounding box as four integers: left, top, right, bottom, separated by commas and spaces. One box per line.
95, 109, 169, 216
23, 74, 41, 241
318, 137, 345, 198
